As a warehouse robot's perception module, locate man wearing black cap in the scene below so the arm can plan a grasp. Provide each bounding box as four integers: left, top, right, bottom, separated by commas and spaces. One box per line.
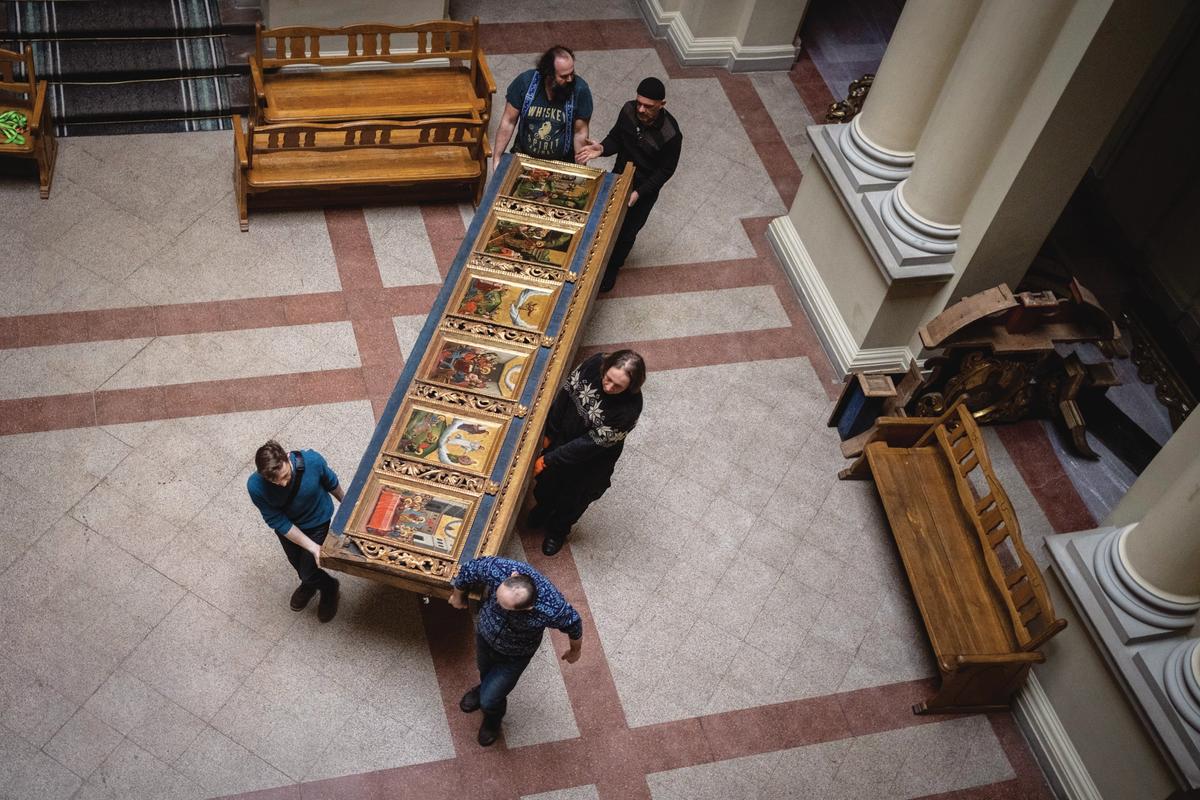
576, 77, 682, 292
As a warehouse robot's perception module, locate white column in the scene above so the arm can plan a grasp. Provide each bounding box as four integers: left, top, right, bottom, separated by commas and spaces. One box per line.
881, 0, 1074, 254
1096, 456, 1200, 631
840, 0, 981, 182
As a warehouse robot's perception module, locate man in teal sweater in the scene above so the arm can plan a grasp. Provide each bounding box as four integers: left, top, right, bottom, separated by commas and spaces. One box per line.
247, 440, 344, 622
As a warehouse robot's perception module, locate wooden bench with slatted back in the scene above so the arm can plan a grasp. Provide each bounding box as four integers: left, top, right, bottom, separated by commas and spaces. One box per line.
862, 400, 1066, 714
250, 18, 496, 128
232, 114, 489, 231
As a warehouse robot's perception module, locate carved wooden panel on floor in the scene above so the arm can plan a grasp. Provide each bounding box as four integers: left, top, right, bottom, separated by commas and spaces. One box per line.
323, 155, 633, 596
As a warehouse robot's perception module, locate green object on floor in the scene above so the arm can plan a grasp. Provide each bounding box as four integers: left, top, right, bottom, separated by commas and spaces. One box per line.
0, 109, 29, 145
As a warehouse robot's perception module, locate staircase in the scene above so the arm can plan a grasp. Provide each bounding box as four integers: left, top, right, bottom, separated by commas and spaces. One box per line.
0, 0, 257, 136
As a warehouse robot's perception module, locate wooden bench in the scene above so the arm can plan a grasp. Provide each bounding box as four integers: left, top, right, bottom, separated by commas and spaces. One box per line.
849, 400, 1067, 714
250, 18, 495, 128
0, 45, 56, 198
232, 115, 489, 231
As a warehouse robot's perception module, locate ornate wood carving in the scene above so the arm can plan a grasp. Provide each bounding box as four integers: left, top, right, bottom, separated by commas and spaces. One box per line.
493, 195, 589, 226
377, 453, 501, 495
348, 535, 457, 577
410, 381, 528, 418
440, 315, 555, 348
466, 252, 573, 283
825, 73, 875, 123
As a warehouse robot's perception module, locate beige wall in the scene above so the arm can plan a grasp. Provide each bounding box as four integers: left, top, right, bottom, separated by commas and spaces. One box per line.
787, 163, 887, 347
1035, 576, 1178, 799
670, 0, 806, 49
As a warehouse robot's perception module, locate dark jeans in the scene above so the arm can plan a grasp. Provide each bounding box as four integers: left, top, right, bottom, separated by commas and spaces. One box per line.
277, 521, 337, 592
602, 190, 658, 289
474, 632, 534, 725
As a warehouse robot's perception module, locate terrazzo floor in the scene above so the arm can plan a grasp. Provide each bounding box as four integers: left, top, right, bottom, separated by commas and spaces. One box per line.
0, 4, 1125, 799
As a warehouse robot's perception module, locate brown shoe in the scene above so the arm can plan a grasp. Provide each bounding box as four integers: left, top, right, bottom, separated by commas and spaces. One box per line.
290, 584, 317, 612
317, 579, 339, 623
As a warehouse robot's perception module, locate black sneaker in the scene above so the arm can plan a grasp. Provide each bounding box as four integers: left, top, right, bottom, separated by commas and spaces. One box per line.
317, 578, 339, 623
477, 718, 500, 747
290, 584, 317, 611
459, 686, 481, 713
542, 536, 565, 556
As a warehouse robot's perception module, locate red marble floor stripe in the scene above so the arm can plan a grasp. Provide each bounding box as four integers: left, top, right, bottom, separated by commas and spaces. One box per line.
418, 594, 506, 757
325, 208, 385, 290
716, 71, 804, 207
0, 392, 95, 435
789, 48, 837, 121
994, 421, 1097, 534
580, 325, 807, 372
912, 779, 1032, 800
517, 524, 630, 737
419, 204, 468, 281
478, 19, 652, 56
0, 369, 369, 435
987, 712, 1056, 799
0, 291, 354, 350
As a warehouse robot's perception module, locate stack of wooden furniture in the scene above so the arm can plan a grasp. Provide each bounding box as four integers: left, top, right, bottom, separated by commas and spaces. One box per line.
0, 45, 57, 198
843, 399, 1067, 714
234, 17, 495, 229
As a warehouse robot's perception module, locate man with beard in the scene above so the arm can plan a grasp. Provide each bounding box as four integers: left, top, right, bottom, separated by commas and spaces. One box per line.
576, 77, 682, 292
492, 45, 592, 170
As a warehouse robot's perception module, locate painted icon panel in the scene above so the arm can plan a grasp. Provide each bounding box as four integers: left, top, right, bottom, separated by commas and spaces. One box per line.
419, 333, 534, 401
510, 166, 595, 210
449, 269, 558, 332
388, 402, 508, 477
482, 217, 576, 267
360, 483, 471, 556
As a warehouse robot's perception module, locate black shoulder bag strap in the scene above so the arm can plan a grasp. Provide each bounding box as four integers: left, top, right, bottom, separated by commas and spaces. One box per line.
282, 451, 305, 512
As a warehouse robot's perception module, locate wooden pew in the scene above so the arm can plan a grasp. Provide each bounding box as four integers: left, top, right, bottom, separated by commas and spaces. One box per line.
232, 114, 488, 231
857, 400, 1067, 714
250, 18, 496, 128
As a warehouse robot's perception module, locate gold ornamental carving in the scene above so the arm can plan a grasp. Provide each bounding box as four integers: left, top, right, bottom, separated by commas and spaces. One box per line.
410, 382, 528, 418
494, 195, 589, 226
441, 315, 555, 348
826, 73, 875, 123
466, 252, 572, 284
377, 453, 501, 495
349, 536, 456, 576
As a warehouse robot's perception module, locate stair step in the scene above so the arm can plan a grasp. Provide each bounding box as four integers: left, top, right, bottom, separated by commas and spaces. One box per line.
6, 0, 242, 36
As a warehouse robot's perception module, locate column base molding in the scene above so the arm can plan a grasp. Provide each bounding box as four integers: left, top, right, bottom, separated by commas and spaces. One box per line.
637, 0, 799, 72
1048, 527, 1200, 788
1013, 673, 1103, 800
810, 123, 956, 283
766, 215, 916, 378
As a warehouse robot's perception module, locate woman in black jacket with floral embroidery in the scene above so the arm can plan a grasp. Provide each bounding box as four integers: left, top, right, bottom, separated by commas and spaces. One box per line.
529, 350, 645, 555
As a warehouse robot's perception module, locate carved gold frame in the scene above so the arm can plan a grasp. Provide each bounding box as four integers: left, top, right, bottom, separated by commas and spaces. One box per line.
415, 329, 537, 409
344, 476, 479, 563
383, 397, 511, 480
445, 264, 563, 337
473, 208, 584, 272
498, 155, 603, 214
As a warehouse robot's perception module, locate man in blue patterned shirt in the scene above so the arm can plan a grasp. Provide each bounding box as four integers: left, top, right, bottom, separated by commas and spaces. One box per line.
449, 556, 583, 746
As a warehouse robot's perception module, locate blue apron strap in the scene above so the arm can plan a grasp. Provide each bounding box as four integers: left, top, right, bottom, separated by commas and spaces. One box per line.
517, 71, 539, 153
563, 88, 575, 159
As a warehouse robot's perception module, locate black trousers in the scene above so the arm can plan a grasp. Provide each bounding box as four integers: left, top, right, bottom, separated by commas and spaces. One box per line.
277, 522, 337, 592
602, 190, 658, 288
532, 468, 607, 539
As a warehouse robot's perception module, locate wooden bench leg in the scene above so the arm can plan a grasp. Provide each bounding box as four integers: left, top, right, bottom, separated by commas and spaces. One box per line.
37, 132, 57, 199
234, 164, 249, 232
918, 658, 1033, 715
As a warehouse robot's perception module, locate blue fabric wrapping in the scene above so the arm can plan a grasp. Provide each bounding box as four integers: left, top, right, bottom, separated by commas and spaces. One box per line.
334, 157, 617, 567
